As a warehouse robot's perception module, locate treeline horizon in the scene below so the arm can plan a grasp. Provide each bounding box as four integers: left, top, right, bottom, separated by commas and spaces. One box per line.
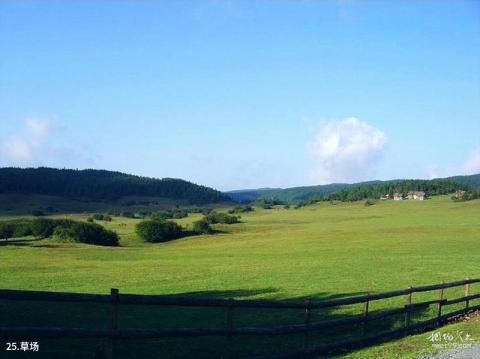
317, 179, 471, 203
0, 167, 229, 204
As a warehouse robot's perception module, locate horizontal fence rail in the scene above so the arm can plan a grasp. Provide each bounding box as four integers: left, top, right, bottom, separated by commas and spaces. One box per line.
1, 278, 479, 308
0, 278, 479, 358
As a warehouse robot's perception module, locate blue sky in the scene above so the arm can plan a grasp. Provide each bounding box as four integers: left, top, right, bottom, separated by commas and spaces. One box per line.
1, 0, 479, 191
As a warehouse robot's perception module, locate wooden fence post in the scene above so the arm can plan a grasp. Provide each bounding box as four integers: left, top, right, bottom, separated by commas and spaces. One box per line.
437, 282, 444, 326
226, 299, 234, 359
303, 300, 312, 349
465, 278, 470, 312
361, 296, 369, 337
404, 286, 412, 335
106, 288, 119, 359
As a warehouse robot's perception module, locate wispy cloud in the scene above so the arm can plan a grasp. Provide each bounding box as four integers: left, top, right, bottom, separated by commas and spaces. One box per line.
427, 149, 480, 179
26, 117, 57, 146
0, 117, 78, 167
2, 136, 32, 162
460, 149, 480, 175
308, 117, 387, 184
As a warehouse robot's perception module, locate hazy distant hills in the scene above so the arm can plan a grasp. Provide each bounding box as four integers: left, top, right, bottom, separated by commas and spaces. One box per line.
0, 167, 229, 204
225, 174, 480, 203
226, 184, 351, 203
225, 188, 282, 203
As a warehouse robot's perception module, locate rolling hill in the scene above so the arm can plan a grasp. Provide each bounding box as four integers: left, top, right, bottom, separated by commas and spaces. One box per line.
445, 174, 480, 188
225, 188, 282, 203
0, 167, 229, 205
226, 174, 480, 203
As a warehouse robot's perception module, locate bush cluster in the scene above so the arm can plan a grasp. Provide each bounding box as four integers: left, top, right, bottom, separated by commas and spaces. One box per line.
88, 213, 112, 222
53, 221, 118, 246
191, 218, 213, 234
151, 209, 188, 221
253, 198, 284, 209
0, 218, 118, 246
451, 189, 480, 202
228, 205, 253, 214
121, 211, 136, 218
364, 199, 376, 206
136, 220, 183, 243
205, 211, 239, 224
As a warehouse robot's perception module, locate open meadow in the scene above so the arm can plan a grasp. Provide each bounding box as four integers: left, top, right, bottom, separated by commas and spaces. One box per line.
1, 196, 479, 358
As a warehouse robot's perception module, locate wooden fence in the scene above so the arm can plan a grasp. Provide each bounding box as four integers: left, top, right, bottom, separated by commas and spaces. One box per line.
0, 278, 479, 358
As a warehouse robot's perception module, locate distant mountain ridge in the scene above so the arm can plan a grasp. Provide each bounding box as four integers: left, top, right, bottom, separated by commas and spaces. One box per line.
0, 167, 229, 204
225, 174, 480, 203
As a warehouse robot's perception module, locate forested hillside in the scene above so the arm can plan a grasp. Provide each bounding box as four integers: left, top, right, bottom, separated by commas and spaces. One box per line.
226, 188, 281, 203
0, 168, 229, 204
446, 174, 480, 188
226, 184, 350, 203
226, 174, 480, 204
327, 179, 469, 202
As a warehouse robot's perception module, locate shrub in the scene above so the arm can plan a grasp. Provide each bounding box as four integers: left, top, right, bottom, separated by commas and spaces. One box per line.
9, 219, 33, 237
30, 218, 57, 238
253, 198, 283, 208
364, 199, 376, 206
136, 220, 183, 243
31, 209, 45, 216
452, 189, 480, 202
192, 218, 213, 234
172, 210, 188, 219
53, 222, 119, 246
228, 205, 253, 214
53, 225, 77, 242
91, 213, 112, 221
205, 211, 239, 225
151, 209, 188, 221
201, 208, 213, 215
0, 222, 13, 240
121, 211, 135, 218
0, 218, 119, 246
0, 219, 36, 239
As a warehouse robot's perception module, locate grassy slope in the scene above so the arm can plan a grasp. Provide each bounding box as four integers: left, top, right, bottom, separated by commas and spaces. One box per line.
0, 196, 479, 358
0, 193, 231, 215
2, 196, 478, 295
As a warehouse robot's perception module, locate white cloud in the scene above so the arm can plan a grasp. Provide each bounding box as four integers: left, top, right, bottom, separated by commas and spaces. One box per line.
0, 117, 73, 166
26, 117, 56, 146
308, 117, 387, 184
2, 137, 32, 162
460, 149, 480, 175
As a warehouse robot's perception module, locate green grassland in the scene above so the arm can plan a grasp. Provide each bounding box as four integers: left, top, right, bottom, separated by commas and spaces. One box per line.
0, 193, 230, 216
0, 196, 479, 358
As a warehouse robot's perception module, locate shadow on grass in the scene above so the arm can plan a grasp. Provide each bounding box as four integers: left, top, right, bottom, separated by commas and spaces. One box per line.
0, 237, 43, 247
0, 287, 438, 359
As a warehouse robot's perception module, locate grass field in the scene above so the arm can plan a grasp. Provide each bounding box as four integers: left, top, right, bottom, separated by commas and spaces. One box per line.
0, 196, 479, 358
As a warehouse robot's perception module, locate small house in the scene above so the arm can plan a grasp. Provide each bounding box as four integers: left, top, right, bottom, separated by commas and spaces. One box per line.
413, 191, 426, 200
393, 192, 403, 201
453, 190, 466, 199
406, 191, 426, 200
